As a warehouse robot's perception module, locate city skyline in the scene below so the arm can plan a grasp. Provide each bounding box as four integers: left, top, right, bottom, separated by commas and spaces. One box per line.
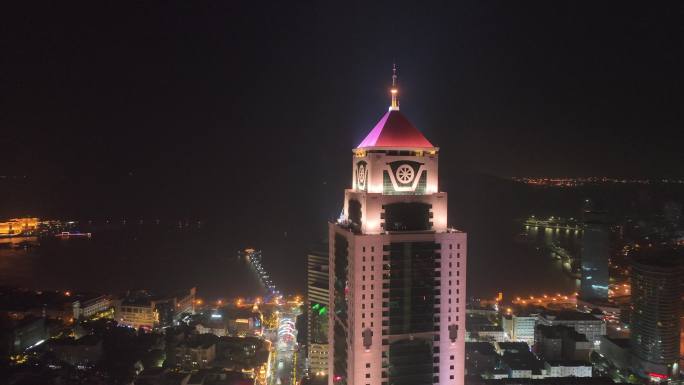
1, 2, 684, 384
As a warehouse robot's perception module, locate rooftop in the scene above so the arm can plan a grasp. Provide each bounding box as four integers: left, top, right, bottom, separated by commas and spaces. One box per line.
357, 110, 434, 149
541, 310, 602, 322
545, 360, 592, 367
501, 351, 543, 372
496, 342, 530, 354
466, 342, 497, 355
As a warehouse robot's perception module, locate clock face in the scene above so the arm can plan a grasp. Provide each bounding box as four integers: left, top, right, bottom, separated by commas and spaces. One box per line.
395, 164, 415, 184
356, 161, 368, 190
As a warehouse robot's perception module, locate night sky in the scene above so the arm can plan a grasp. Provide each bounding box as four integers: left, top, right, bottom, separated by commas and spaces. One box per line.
1, 2, 683, 290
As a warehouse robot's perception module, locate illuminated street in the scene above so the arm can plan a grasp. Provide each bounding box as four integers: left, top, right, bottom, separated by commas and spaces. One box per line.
266, 299, 303, 385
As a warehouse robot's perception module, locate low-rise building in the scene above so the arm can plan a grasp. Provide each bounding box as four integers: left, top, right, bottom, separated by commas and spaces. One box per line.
495, 342, 530, 355
501, 351, 544, 379
175, 339, 216, 370
196, 318, 229, 337
535, 325, 592, 361
72, 294, 112, 320
473, 378, 615, 385
46, 335, 103, 366
543, 361, 592, 378
468, 313, 506, 342
115, 288, 196, 330
465, 342, 498, 375
537, 311, 605, 346
116, 298, 159, 330
503, 314, 538, 346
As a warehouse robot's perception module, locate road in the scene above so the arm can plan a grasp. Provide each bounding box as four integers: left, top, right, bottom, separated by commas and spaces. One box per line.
268, 304, 303, 385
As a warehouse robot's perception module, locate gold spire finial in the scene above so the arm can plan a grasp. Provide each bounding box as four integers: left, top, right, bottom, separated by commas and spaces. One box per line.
390, 62, 399, 111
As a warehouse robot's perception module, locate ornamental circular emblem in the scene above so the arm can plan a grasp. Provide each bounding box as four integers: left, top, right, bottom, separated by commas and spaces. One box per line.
356, 162, 367, 189
396, 164, 414, 183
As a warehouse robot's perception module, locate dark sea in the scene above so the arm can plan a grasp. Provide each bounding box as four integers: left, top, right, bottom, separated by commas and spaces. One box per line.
2, 173, 680, 301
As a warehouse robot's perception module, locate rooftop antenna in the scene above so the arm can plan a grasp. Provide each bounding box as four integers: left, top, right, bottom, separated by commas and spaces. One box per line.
390, 62, 399, 111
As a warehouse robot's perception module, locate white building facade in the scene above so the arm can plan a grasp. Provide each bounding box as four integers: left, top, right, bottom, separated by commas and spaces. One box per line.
503, 315, 537, 346
543, 361, 593, 377
328, 69, 466, 385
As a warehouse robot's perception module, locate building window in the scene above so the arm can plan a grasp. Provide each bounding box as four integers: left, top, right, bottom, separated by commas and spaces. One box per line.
366, 374, 371, 378
363, 256, 366, 262
457, 253, 460, 258
362, 294, 366, 299
450, 375, 454, 380
363, 285, 366, 290
450, 365, 454, 370
366, 363, 371, 368
371, 246, 375, 252
457, 244, 460, 249
450, 355, 454, 360
363, 247, 366, 252
449, 244, 452, 250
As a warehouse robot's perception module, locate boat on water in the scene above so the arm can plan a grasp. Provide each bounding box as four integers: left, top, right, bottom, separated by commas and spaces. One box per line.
56, 231, 92, 238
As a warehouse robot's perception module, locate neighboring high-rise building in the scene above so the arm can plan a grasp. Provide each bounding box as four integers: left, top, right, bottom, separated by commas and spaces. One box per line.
308, 246, 330, 377
328, 66, 467, 385
580, 199, 610, 302
630, 253, 683, 379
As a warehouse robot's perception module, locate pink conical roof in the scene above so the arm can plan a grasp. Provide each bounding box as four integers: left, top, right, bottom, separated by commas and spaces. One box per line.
357, 110, 434, 149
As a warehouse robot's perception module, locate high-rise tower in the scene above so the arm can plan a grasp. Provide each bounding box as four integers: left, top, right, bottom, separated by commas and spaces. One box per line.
580, 199, 610, 302
328, 67, 466, 385
630, 252, 683, 379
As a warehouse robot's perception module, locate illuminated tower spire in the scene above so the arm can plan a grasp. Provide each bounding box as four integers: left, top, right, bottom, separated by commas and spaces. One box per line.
390, 63, 399, 111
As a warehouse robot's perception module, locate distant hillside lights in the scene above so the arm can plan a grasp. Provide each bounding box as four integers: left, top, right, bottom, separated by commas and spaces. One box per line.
513, 177, 684, 187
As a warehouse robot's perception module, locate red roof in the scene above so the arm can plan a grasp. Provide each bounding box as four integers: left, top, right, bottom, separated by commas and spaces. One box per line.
357, 110, 434, 149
